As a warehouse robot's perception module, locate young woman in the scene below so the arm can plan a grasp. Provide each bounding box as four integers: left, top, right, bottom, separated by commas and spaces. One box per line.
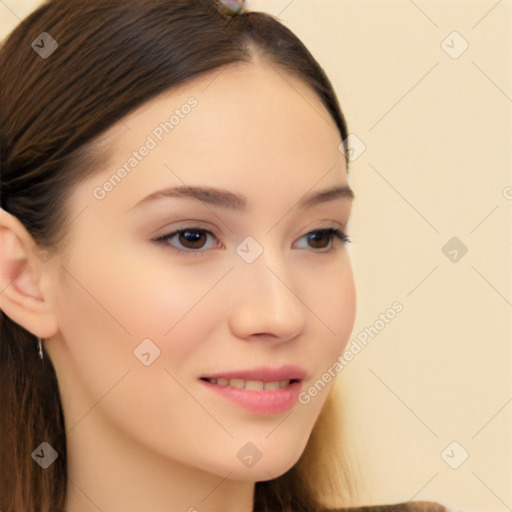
0, 0, 458, 510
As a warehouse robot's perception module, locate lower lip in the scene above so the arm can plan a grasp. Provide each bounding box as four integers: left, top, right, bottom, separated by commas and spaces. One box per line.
199, 380, 302, 415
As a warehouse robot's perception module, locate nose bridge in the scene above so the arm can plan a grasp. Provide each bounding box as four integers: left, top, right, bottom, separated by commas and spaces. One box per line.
239, 230, 294, 290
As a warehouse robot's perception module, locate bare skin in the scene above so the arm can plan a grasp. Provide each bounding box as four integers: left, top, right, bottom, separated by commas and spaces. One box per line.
0, 58, 356, 512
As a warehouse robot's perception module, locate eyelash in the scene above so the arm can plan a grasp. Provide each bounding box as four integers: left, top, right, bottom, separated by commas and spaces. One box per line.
151, 227, 351, 256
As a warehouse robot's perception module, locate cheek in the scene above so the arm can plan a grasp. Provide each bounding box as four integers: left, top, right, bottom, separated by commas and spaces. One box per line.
53, 252, 234, 461
58, 238, 225, 341
303, 255, 356, 353
333, 267, 356, 350
53, 246, 232, 432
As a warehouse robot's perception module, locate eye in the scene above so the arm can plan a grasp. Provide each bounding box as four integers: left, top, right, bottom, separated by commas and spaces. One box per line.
294, 228, 351, 250
151, 227, 351, 256
152, 228, 220, 255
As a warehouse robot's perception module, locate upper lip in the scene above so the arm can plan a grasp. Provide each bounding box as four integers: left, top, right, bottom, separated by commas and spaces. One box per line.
200, 364, 307, 382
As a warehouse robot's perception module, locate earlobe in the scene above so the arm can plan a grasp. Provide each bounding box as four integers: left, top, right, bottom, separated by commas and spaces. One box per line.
0, 208, 59, 339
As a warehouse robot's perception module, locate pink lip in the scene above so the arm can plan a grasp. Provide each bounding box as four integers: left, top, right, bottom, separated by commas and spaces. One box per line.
198, 365, 307, 415
199, 364, 307, 382
199, 380, 303, 415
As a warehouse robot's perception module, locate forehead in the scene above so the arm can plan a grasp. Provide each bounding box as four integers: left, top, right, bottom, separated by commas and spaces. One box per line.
78, 61, 348, 213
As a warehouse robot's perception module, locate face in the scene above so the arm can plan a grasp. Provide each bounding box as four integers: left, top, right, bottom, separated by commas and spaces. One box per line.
46, 60, 356, 481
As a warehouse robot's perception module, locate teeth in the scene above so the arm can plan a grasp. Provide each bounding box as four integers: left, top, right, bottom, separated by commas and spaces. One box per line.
245, 380, 264, 391
229, 378, 245, 389
204, 378, 294, 390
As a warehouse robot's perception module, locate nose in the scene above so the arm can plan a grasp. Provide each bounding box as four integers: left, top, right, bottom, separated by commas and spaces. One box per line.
227, 248, 307, 344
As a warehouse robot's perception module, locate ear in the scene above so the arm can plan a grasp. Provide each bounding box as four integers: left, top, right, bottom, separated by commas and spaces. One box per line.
0, 208, 59, 339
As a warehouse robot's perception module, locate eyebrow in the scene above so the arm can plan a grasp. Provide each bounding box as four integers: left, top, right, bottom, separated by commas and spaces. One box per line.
130, 184, 355, 212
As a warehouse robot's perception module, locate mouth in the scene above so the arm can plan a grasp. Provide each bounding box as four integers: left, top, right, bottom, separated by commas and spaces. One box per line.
199, 377, 301, 391
198, 365, 307, 414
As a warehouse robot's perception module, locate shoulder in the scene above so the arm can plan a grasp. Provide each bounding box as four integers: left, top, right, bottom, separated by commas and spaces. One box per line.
325, 501, 466, 512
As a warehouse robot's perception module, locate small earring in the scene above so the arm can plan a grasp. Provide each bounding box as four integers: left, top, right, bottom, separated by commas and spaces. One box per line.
37, 337, 44, 361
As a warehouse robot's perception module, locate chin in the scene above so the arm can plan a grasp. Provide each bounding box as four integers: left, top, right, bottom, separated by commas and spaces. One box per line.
226, 457, 301, 482
228, 441, 306, 482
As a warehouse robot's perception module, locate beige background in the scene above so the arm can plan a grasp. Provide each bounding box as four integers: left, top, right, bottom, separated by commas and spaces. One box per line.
1, 1, 511, 511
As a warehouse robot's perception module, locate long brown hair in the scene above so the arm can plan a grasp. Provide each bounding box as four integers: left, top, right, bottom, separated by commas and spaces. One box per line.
0, 1, 354, 510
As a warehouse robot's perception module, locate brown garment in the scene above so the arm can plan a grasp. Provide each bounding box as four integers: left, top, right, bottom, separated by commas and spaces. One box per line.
327, 501, 450, 511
